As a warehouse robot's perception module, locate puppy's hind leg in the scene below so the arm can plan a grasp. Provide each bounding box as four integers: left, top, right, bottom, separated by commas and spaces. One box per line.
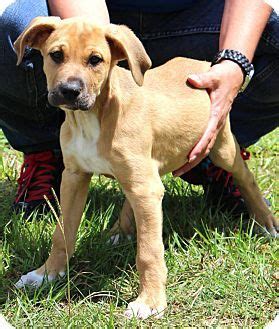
109, 198, 135, 245
209, 120, 278, 237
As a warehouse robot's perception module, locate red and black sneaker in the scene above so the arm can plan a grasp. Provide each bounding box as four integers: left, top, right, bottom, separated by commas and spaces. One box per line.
13, 150, 64, 216
180, 149, 251, 215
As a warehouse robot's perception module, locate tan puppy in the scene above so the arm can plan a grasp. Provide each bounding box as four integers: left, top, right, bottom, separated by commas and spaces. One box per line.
14, 17, 278, 319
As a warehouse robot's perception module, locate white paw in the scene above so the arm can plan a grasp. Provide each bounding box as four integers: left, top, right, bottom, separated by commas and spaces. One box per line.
266, 314, 279, 329
15, 270, 65, 288
108, 233, 132, 246
0, 314, 14, 329
263, 226, 278, 238
124, 301, 165, 320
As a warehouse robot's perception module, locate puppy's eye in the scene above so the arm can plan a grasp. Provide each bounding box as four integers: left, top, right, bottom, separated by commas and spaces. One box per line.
50, 51, 64, 63
89, 55, 103, 66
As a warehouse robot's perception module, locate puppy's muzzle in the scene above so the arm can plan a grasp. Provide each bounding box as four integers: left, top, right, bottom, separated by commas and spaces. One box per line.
60, 80, 82, 102
48, 79, 94, 111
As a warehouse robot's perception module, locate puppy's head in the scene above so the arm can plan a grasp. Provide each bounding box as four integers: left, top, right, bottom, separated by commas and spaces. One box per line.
14, 17, 151, 111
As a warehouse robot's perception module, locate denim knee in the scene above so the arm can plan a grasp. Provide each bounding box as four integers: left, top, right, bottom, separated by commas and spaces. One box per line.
0, 0, 49, 104
0, 0, 49, 35
0, 0, 63, 153
231, 56, 279, 146
0, 0, 49, 61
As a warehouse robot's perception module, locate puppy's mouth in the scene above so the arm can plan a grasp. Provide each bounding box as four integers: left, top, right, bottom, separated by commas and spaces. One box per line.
48, 92, 96, 111
63, 104, 90, 111
48, 84, 96, 111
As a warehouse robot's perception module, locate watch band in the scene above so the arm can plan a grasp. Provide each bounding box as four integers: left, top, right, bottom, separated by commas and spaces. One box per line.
211, 49, 255, 93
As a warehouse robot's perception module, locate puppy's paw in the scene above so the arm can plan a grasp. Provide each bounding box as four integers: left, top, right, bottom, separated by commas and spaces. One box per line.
262, 226, 278, 238
261, 215, 279, 238
124, 300, 165, 320
107, 233, 132, 246
15, 270, 65, 288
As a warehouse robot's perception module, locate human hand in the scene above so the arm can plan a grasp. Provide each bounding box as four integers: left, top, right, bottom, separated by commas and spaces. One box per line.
173, 60, 244, 176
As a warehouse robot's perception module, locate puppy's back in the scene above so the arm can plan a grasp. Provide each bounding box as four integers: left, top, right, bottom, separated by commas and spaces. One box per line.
142, 58, 211, 174
145, 57, 211, 98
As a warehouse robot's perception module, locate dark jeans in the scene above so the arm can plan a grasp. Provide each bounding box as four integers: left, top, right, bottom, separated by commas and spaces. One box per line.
0, 0, 278, 153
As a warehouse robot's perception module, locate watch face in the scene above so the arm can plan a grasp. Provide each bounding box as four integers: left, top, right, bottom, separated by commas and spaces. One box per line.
240, 75, 250, 92
249, 67, 255, 78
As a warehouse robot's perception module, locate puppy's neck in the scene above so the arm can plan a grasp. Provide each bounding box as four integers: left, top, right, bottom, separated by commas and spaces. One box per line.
64, 77, 115, 128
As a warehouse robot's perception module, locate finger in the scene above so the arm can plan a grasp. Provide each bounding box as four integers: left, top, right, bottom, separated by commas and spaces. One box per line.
175, 106, 223, 177
204, 130, 219, 157
188, 116, 219, 163
208, 135, 218, 153
217, 110, 230, 130
173, 153, 205, 176
173, 126, 219, 177
187, 72, 218, 90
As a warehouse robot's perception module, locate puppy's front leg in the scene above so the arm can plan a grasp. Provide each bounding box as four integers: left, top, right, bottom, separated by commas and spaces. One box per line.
119, 167, 167, 319
16, 168, 91, 288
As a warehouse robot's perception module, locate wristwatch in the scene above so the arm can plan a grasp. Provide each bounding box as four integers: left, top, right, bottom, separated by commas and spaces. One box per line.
211, 49, 255, 93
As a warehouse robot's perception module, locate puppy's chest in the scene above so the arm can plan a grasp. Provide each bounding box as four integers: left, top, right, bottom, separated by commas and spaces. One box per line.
64, 114, 112, 175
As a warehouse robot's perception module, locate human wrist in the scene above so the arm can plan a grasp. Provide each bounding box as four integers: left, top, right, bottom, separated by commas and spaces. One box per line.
218, 60, 243, 81
212, 49, 254, 92
209, 60, 245, 95
48, 0, 110, 24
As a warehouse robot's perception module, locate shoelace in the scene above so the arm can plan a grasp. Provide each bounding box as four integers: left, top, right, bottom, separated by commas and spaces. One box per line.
203, 149, 251, 198
15, 151, 58, 203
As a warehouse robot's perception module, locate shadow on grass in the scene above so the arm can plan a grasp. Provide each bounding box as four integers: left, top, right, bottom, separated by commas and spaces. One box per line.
0, 175, 250, 305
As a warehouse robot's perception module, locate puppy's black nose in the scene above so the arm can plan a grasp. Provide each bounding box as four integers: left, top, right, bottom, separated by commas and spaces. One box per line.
60, 80, 83, 101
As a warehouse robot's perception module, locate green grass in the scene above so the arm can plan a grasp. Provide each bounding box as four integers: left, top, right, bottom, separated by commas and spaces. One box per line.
0, 129, 278, 327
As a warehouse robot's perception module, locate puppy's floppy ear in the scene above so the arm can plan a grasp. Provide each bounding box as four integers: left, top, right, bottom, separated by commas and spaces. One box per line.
105, 24, 152, 86
14, 16, 61, 65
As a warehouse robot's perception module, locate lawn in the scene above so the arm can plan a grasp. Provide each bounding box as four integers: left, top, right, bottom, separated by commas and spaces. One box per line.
0, 129, 278, 327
